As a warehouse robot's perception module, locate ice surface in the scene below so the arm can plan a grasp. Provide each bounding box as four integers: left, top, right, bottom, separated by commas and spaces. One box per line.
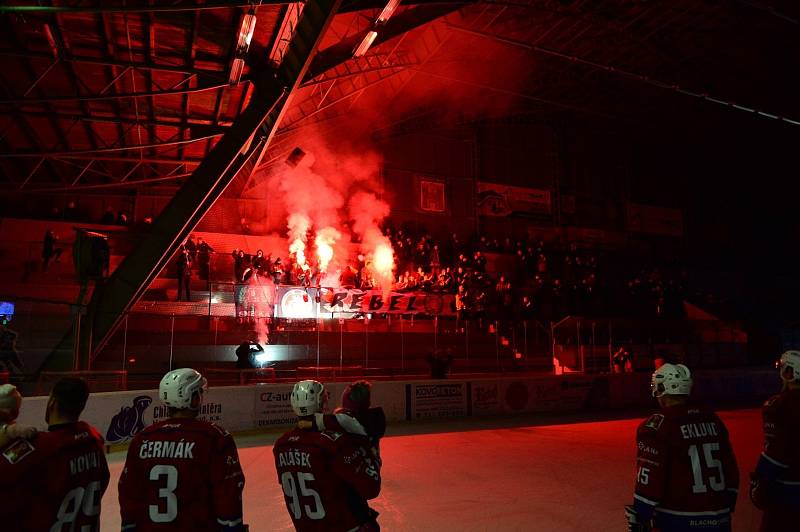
101, 409, 763, 531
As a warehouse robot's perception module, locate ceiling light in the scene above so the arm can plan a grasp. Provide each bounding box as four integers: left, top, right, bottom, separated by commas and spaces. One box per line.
377, 0, 402, 24
353, 30, 378, 58
237, 9, 257, 50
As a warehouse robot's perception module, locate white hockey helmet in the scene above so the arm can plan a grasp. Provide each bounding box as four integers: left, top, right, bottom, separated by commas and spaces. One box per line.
159, 368, 207, 410
291, 380, 326, 417
0, 384, 21, 416
651, 363, 693, 397
777, 350, 800, 383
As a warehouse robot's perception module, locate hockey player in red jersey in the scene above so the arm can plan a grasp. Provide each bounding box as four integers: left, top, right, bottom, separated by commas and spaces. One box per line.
274, 380, 382, 531
0, 377, 110, 532
300, 380, 387, 455
118, 368, 246, 531
627, 363, 739, 532
750, 350, 800, 532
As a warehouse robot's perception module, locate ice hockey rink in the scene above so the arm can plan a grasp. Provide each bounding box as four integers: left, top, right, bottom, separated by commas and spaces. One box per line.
100, 408, 763, 531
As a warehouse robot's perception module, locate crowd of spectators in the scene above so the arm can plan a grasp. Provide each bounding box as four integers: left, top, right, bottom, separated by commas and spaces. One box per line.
211, 225, 688, 322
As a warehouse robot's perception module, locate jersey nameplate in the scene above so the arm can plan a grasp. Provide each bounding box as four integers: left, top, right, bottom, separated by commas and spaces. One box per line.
2, 438, 35, 464
644, 414, 664, 431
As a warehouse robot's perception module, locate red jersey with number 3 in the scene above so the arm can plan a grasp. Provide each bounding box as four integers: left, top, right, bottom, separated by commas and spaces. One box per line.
0, 421, 110, 532
634, 404, 739, 517
118, 417, 245, 531
273, 427, 381, 532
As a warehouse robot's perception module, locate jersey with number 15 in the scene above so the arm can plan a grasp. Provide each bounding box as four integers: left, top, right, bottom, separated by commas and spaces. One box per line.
118, 417, 245, 531
634, 404, 739, 526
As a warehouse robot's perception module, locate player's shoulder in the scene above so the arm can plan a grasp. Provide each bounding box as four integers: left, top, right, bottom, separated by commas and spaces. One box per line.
1, 437, 37, 469
638, 412, 667, 435
141, 417, 226, 437
275, 428, 344, 451
73, 421, 106, 447
763, 389, 800, 419
763, 393, 783, 410
35, 422, 105, 451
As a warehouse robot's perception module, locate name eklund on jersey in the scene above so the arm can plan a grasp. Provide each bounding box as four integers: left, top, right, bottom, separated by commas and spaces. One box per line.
679, 422, 718, 439
277, 449, 312, 469
138, 439, 196, 460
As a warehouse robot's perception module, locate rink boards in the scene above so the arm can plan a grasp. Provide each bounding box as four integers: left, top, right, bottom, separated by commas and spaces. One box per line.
17, 368, 779, 445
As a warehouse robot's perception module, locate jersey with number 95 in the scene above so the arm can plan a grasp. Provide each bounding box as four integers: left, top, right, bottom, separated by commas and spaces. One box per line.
633, 405, 739, 529
273, 427, 381, 532
118, 418, 245, 531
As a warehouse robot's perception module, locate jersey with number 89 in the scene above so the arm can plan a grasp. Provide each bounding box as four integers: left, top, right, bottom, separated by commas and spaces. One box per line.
118, 418, 245, 531
273, 427, 381, 532
0, 421, 110, 532
633, 404, 739, 530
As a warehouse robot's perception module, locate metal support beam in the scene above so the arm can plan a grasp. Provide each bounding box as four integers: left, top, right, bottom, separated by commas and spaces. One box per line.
0, 49, 229, 81
450, 24, 800, 127
0, 2, 283, 14
44, 0, 343, 371
305, 2, 472, 82
0, 82, 229, 105
0, 133, 222, 158
0, 108, 233, 129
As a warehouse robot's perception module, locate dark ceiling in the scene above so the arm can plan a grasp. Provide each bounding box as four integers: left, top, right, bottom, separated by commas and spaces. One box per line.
0, 0, 797, 193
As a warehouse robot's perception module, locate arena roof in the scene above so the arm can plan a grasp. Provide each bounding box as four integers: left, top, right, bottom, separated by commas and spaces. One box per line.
0, 0, 798, 192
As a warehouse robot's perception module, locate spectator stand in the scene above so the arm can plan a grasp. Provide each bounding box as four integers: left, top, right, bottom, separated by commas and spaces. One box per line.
551, 316, 747, 374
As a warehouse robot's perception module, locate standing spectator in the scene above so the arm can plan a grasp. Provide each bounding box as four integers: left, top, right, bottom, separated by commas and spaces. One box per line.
64, 200, 78, 220
473, 251, 486, 273
613, 346, 633, 373
235, 341, 262, 369
273, 380, 381, 531
0, 322, 23, 375
119, 368, 246, 531
537, 253, 548, 275
231, 249, 242, 281
495, 275, 512, 320
0, 378, 110, 532
517, 295, 534, 321
100, 207, 115, 225
176, 246, 192, 301
272, 258, 285, 285
455, 284, 468, 331
42, 229, 62, 272
252, 249, 266, 274
626, 364, 738, 532
428, 348, 454, 379
197, 237, 214, 281
240, 216, 251, 235
340, 264, 357, 289
750, 350, 800, 531
429, 244, 441, 275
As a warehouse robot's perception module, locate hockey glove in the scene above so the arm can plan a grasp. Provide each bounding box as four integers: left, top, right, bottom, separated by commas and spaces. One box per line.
624, 504, 651, 532
749, 472, 772, 510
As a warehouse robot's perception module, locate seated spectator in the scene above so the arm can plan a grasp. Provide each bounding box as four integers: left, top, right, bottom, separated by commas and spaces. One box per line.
42, 229, 62, 272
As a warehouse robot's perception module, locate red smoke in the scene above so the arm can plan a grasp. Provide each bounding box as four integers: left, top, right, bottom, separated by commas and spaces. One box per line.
272, 136, 392, 288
